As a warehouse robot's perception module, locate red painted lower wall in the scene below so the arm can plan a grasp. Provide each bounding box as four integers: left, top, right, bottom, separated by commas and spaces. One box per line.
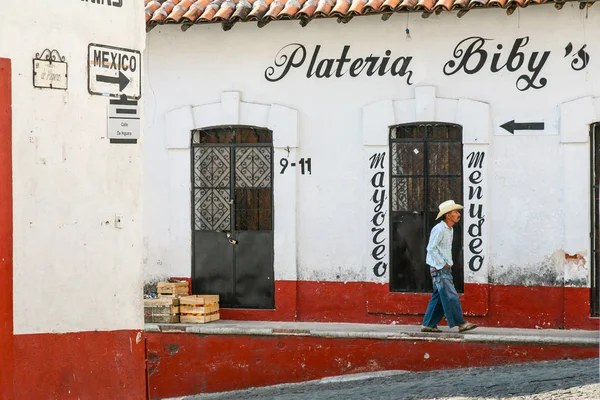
220, 281, 598, 330
0, 57, 13, 400
146, 332, 599, 400
219, 280, 297, 321
14, 330, 147, 400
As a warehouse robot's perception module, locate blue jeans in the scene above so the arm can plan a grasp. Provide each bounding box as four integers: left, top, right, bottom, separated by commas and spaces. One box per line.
422, 268, 466, 328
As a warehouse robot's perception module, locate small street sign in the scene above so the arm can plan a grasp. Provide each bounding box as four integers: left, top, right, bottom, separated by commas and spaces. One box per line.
88, 43, 141, 99
33, 49, 68, 90
108, 96, 140, 144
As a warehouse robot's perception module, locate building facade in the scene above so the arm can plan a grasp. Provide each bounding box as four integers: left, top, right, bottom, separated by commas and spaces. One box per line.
0, 1, 146, 399
143, 2, 599, 330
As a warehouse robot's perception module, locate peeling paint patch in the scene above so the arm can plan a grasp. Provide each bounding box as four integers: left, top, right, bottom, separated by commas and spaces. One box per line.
564, 251, 589, 287
491, 250, 590, 287
564, 277, 588, 287
147, 352, 161, 376
565, 253, 585, 263
490, 251, 563, 286
298, 265, 365, 282
164, 344, 181, 355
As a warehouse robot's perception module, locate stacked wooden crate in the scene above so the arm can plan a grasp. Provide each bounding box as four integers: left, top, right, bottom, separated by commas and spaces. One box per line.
157, 281, 189, 299
144, 298, 180, 323
180, 295, 220, 323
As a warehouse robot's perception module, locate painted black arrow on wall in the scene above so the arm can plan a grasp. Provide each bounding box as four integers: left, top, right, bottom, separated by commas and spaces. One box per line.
96, 71, 130, 91
500, 120, 545, 134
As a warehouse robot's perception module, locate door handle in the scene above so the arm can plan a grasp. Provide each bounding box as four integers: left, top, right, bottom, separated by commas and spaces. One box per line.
225, 232, 238, 245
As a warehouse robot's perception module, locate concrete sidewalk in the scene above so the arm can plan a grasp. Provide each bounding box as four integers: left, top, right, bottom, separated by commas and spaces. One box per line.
145, 320, 599, 346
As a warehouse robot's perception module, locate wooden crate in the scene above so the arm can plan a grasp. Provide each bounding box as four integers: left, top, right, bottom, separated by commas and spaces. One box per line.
157, 281, 189, 299
144, 298, 180, 323
179, 295, 219, 324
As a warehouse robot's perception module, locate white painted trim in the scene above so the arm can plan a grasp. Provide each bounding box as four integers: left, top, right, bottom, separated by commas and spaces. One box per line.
163, 92, 299, 284
165, 105, 195, 149
559, 96, 595, 287
362, 86, 491, 284
362, 100, 394, 146
415, 86, 436, 122
560, 96, 595, 144
269, 104, 299, 148
457, 99, 491, 145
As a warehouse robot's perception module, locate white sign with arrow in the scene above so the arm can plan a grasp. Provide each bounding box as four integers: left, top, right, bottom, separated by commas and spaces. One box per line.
494, 115, 558, 136
88, 43, 141, 99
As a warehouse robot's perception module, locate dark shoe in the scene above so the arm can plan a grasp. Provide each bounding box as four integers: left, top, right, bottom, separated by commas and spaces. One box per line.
458, 322, 477, 332
421, 325, 442, 333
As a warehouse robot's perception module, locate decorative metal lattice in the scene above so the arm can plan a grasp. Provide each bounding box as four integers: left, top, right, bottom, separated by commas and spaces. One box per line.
194, 188, 231, 231
235, 147, 272, 188
391, 142, 424, 176
192, 127, 273, 233
194, 147, 230, 188
390, 124, 463, 212
193, 147, 231, 231
391, 177, 424, 212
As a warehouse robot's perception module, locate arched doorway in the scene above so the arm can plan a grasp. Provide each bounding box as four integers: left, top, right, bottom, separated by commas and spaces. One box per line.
388, 122, 464, 293
191, 126, 275, 309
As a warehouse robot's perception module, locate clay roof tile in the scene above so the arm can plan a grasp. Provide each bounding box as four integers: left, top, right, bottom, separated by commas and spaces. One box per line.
247, 0, 274, 20
144, 0, 593, 30
279, 0, 307, 18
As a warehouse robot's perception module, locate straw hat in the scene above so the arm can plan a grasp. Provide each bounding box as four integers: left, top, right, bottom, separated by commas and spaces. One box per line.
436, 200, 464, 220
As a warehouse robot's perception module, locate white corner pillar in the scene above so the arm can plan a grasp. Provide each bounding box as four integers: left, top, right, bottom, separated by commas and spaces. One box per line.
165, 105, 195, 277
362, 100, 395, 284
456, 98, 491, 285
560, 96, 595, 286
268, 104, 299, 282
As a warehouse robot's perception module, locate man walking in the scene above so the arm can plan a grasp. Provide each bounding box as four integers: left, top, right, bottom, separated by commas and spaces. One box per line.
421, 200, 477, 333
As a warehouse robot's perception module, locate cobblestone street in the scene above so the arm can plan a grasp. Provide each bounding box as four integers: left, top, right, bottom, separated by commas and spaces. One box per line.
187, 358, 600, 400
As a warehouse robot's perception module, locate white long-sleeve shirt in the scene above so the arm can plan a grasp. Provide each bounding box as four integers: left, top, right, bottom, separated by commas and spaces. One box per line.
425, 221, 454, 271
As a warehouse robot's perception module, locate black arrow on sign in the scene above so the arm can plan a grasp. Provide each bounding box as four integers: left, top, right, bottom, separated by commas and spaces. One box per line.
500, 120, 545, 134
96, 71, 130, 92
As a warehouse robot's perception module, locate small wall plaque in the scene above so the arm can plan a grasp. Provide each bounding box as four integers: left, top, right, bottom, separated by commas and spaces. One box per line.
33, 49, 68, 90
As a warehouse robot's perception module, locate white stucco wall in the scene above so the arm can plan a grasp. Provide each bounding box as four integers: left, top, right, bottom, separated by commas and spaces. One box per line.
144, 4, 597, 288
0, 1, 146, 334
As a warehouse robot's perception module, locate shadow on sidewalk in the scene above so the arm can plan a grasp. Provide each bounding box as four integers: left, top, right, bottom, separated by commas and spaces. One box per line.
183, 358, 600, 400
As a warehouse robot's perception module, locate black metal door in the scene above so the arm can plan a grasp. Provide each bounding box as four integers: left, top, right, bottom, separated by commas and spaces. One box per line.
591, 125, 599, 317
191, 127, 274, 309
389, 123, 464, 292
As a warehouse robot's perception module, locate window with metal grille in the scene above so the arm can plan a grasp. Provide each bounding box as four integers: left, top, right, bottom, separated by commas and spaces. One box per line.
389, 123, 464, 293
192, 127, 273, 234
